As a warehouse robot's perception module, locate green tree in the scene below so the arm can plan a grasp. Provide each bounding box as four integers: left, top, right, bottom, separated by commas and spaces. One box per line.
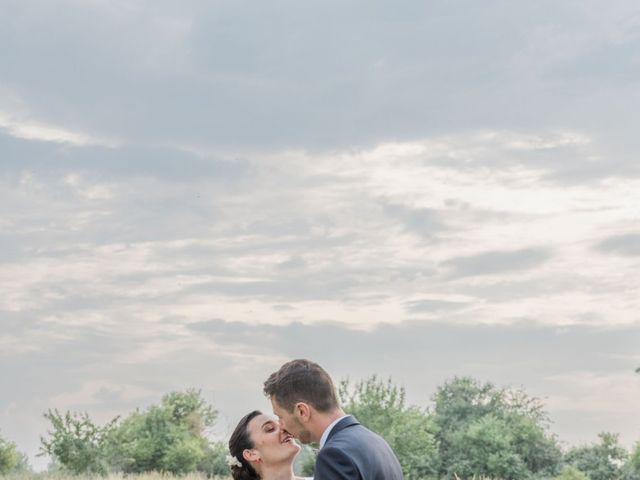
295, 445, 317, 477
198, 441, 230, 477
107, 389, 217, 474
565, 432, 628, 480
39, 389, 219, 476
432, 376, 562, 480
622, 443, 640, 480
556, 465, 591, 480
447, 414, 527, 480
339, 376, 439, 480
0, 432, 20, 475
39, 410, 118, 474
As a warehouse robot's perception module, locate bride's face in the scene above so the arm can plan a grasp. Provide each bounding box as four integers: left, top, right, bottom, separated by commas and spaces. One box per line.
246, 413, 301, 467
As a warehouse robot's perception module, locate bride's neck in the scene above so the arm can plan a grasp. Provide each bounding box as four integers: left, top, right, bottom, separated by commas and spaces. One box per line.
259, 463, 296, 480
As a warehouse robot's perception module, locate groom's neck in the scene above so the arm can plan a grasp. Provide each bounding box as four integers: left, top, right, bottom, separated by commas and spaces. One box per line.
310, 408, 346, 444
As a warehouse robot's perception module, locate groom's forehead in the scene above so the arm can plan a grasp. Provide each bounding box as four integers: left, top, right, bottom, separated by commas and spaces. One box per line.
269, 396, 283, 412
270, 400, 291, 419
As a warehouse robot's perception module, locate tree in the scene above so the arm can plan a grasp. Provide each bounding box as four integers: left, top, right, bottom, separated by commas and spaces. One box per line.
295, 445, 317, 477
39, 389, 220, 476
556, 465, 590, 480
0, 432, 19, 475
565, 432, 628, 480
339, 376, 439, 480
107, 389, 218, 474
39, 410, 118, 474
432, 376, 562, 480
197, 441, 230, 477
622, 443, 640, 480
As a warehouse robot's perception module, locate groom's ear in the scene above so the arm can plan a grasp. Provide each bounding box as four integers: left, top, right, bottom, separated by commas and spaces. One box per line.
294, 402, 311, 422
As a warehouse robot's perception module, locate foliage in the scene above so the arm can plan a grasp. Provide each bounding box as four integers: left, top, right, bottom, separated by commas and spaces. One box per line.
39, 410, 118, 475
556, 465, 591, 480
295, 445, 317, 477
39, 390, 222, 476
622, 443, 640, 480
12, 450, 32, 473
565, 432, 628, 480
0, 473, 229, 480
106, 389, 218, 475
26, 377, 639, 480
1, 432, 21, 474
432, 376, 562, 480
197, 441, 230, 477
339, 376, 439, 480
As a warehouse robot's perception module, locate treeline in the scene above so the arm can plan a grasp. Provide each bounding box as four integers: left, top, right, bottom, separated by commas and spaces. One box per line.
1, 376, 639, 480
335, 377, 639, 480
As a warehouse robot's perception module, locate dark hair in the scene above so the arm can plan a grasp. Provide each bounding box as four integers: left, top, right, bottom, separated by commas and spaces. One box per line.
263, 359, 339, 413
228, 410, 261, 480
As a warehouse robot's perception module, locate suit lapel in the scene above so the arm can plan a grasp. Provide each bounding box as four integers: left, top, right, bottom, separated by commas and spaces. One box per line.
325, 415, 360, 444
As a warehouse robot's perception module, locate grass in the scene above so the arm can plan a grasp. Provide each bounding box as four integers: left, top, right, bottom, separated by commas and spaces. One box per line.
0, 473, 231, 480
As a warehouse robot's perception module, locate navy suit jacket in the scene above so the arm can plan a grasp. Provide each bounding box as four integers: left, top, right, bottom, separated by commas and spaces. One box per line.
314, 415, 404, 480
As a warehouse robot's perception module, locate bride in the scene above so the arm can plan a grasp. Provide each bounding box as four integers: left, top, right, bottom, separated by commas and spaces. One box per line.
228, 410, 310, 480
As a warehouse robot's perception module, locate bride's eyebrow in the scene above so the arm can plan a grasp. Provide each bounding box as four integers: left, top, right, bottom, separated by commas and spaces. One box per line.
262, 420, 275, 428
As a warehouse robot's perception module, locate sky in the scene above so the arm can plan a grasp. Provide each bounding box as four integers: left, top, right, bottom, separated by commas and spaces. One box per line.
1, 0, 640, 471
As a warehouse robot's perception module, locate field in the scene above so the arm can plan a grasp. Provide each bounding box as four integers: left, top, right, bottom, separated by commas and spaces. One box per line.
0, 474, 231, 480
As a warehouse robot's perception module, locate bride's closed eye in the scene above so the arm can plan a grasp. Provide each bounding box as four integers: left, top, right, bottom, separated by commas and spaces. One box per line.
262, 420, 277, 433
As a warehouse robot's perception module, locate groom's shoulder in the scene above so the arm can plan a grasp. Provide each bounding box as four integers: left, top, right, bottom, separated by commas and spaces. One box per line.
330, 421, 390, 449
323, 422, 404, 480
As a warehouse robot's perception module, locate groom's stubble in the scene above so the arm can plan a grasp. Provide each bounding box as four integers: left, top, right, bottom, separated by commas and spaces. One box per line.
295, 426, 313, 445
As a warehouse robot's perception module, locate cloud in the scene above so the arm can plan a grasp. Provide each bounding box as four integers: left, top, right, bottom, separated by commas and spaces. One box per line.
2, 132, 639, 329
7, 317, 639, 469
3, 0, 640, 469
442, 248, 553, 278
0, 110, 117, 146
1, 0, 640, 166
596, 233, 640, 256
405, 298, 470, 314
0, 132, 249, 182
381, 202, 446, 238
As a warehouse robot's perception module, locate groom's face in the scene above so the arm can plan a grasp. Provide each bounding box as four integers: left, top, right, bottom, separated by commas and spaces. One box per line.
270, 397, 312, 444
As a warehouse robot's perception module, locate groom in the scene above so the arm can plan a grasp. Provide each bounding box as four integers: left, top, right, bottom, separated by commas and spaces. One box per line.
264, 359, 404, 480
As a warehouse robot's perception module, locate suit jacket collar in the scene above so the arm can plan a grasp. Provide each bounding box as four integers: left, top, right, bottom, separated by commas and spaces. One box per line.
325, 414, 360, 444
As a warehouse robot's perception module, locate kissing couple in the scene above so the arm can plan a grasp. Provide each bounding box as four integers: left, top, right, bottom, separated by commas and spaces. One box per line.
227, 359, 404, 480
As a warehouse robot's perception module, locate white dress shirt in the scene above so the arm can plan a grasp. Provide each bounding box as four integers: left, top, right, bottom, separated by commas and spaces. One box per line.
319, 414, 350, 449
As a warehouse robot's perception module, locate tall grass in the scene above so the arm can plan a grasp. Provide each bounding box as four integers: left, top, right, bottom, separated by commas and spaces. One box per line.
0, 473, 230, 480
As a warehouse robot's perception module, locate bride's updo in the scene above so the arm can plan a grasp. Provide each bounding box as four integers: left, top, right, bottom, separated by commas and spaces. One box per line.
228, 410, 262, 480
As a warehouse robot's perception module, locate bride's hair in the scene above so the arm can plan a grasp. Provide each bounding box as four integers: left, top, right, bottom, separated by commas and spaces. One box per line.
228, 410, 262, 480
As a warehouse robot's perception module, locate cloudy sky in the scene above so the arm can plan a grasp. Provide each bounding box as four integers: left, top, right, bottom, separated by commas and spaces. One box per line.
1, 0, 640, 470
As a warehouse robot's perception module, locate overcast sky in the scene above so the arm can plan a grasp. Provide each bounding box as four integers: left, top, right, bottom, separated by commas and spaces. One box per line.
1, 0, 640, 471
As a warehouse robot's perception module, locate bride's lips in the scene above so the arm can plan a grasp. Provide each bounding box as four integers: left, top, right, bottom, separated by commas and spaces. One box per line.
281, 432, 294, 444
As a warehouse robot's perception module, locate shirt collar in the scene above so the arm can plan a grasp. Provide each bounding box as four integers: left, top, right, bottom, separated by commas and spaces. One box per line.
319, 414, 349, 449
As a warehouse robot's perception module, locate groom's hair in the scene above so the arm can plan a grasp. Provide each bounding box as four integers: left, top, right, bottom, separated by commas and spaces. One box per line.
263, 359, 340, 413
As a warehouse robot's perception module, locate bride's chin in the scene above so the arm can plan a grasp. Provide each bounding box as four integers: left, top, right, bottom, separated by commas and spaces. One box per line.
285, 441, 301, 455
